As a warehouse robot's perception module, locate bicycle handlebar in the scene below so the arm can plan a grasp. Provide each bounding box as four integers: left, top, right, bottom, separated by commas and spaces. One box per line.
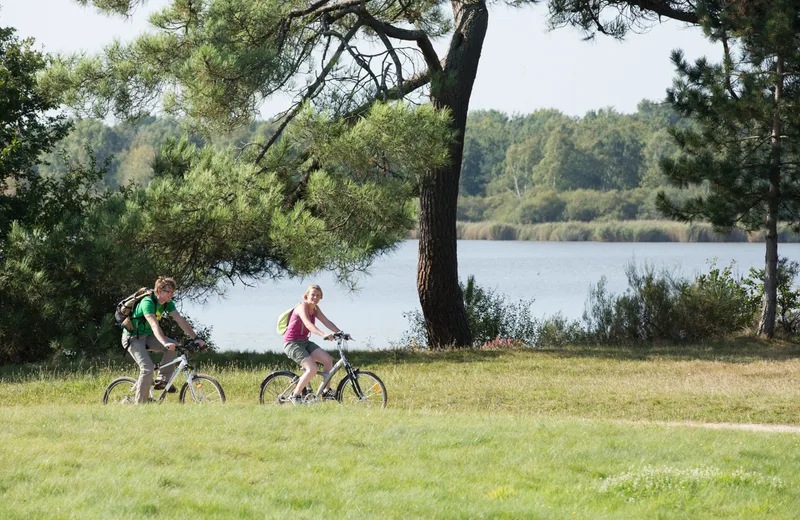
326, 332, 351, 341
178, 338, 206, 353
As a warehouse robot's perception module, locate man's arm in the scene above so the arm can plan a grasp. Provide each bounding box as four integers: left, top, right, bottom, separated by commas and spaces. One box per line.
169, 311, 206, 347
145, 314, 176, 349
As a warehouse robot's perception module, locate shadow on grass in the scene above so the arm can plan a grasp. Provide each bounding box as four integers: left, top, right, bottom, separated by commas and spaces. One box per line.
2, 337, 798, 383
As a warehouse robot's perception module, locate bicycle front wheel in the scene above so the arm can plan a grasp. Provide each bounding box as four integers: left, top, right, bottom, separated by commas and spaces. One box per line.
336, 370, 387, 408
102, 377, 137, 405
259, 370, 299, 405
180, 374, 226, 404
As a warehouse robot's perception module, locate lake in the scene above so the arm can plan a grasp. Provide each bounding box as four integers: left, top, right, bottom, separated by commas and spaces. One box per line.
180, 240, 800, 352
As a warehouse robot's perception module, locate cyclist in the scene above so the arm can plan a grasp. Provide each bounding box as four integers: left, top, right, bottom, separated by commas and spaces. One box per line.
122, 277, 205, 404
283, 284, 345, 404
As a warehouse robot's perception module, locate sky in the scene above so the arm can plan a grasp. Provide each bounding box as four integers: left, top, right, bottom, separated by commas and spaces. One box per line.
1, 0, 721, 118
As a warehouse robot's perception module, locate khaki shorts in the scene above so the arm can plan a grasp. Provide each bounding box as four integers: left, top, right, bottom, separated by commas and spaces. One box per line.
284, 340, 321, 365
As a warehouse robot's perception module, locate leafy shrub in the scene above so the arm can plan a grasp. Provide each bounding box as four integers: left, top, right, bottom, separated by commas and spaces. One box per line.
673, 262, 757, 340
517, 190, 566, 224
398, 275, 536, 348
456, 195, 489, 222
563, 190, 603, 222
743, 258, 800, 335
582, 260, 756, 344
0, 156, 157, 363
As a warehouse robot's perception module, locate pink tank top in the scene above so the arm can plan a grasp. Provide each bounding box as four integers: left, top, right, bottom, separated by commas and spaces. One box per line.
283, 305, 316, 342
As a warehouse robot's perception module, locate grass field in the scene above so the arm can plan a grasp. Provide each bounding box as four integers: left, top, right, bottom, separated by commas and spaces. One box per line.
2, 342, 800, 518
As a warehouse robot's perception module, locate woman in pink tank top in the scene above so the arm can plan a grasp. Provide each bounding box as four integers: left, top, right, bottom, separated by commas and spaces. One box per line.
283, 284, 343, 403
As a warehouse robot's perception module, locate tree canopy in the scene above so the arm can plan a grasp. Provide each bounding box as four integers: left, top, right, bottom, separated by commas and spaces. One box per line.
0, 26, 71, 242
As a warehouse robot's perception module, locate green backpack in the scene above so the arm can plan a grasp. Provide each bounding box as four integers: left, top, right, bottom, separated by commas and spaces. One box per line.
276, 307, 294, 335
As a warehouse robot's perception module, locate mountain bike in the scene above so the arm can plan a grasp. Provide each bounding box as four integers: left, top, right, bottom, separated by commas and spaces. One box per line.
102, 339, 226, 405
259, 332, 387, 408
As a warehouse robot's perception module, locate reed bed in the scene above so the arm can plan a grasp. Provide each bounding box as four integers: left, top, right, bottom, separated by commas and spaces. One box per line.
455, 220, 800, 242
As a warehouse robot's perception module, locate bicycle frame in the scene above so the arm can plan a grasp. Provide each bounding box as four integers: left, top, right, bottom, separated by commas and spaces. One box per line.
306, 337, 356, 398
152, 350, 199, 401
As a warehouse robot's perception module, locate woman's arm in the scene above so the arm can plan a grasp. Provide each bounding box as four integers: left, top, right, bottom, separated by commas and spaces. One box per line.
315, 307, 341, 334
296, 304, 333, 338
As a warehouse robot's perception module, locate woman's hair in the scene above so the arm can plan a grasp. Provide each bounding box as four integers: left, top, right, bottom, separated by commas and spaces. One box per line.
305, 284, 323, 299
155, 277, 177, 293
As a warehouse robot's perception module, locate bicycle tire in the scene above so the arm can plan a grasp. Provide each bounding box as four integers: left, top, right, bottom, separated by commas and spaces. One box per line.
179, 374, 226, 404
336, 370, 387, 408
259, 370, 303, 405
102, 377, 137, 405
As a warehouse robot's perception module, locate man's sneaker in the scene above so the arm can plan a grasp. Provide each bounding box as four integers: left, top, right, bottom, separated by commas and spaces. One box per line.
153, 380, 177, 393
321, 389, 336, 400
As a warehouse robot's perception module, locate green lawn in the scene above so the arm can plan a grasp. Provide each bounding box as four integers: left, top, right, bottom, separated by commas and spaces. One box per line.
2, 343, 800, 518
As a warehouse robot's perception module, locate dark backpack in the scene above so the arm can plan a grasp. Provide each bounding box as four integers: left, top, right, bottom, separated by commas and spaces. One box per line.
115, 288, 156, 334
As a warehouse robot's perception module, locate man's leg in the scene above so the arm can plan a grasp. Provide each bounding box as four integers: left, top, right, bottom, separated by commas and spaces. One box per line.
146, 335, 178, 385
123, 333, 154, 404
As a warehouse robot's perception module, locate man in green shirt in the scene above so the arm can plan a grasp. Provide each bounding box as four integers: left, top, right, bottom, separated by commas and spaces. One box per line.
122, 277, 205, 403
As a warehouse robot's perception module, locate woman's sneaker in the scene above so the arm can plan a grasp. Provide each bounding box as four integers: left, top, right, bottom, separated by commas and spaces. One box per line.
288, 394, 304, 405
321, 389, 336, 400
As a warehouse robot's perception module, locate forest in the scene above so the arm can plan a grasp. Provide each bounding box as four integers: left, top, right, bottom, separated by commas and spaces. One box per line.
36, 99, 696, 225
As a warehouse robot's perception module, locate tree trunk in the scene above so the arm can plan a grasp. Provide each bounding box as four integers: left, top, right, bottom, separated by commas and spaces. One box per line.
758, 54, 783, 338
417, 1, 488, 348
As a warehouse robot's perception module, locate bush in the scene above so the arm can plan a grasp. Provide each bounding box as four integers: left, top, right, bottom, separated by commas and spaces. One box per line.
397, 275, 537, 348
0, 157, 157, 363
744, 258, 800, 335
563, 190, 603, 222
582, 260, 757, 344
517, 190, 565, 224
456, 195, 489, 222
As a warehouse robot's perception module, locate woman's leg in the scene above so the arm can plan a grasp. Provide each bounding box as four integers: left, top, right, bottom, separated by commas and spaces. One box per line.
294, 356, 318, 396
309, 348, 334, 391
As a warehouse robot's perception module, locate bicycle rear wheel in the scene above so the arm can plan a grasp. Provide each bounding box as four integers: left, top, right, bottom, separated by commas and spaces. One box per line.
336, 370, 387, 408
102, 377, 137, 405
180, 374, 226, 404
259, 370, 301, 405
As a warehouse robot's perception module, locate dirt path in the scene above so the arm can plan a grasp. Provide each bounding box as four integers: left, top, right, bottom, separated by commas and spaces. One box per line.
622, 419, 800, 434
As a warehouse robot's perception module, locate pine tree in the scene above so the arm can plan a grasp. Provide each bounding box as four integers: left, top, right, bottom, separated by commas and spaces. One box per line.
656, 0, 800, 337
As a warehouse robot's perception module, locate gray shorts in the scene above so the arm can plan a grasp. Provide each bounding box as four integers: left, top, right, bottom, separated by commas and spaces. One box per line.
283, 340, 321, 365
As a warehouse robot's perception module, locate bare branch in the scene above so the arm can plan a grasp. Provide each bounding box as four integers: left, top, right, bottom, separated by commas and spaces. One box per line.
357, 11, 441, 72
253, 20, 365, 166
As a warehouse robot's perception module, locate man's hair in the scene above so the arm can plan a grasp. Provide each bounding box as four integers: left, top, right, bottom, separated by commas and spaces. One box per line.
155, 277, 177, 293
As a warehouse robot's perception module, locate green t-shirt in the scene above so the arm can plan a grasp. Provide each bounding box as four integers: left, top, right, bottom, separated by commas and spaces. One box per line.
125, 294, 177, 336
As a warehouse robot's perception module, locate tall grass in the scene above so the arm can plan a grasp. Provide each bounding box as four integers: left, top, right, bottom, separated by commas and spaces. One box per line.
455, 220, 800, 242
4, 344, 800, 423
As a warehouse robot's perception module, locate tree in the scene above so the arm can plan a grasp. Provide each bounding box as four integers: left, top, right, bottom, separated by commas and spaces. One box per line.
656, 0, 800, 338
461, 110, 511, 196
55, 0, 720, 347
0, 26, 71, 241
579, 108, 644, 190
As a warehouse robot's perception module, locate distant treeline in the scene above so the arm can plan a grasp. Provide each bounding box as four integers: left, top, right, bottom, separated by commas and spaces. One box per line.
37, 116, 279, 187
39, 100, 698, 227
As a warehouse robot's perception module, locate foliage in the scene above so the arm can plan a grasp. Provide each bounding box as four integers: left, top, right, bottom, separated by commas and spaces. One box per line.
1, 100, 452, 363
0, 154, 152, 364
0, 26, 71, 241
38, 98, 692, 204
398, 275, 537, 348
582, 261, 757, 344
743, 258, 800, 335
655, 0, 800, 336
